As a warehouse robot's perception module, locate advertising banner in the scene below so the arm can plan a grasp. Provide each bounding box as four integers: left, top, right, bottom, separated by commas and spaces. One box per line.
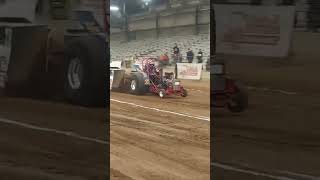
177, 63, 202, 80
214, 5, 295, 57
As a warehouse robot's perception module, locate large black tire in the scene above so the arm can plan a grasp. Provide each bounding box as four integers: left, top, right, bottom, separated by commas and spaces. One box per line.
129, 73, 146, 95
228, 82, 248, 113
181, 89, 188, 97
64, 35, 107, 107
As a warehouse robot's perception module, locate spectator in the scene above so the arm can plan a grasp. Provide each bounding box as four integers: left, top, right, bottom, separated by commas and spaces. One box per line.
159, 52, 169, 66
172, 43, 180, 63
186, 48, 194, 63
197, 49, 203, 63
173, 43, 180, 55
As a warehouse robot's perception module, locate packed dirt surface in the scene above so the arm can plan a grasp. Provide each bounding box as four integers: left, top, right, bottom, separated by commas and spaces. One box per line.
212, 53, 320, 179
110, 80, 210, 180
0, 98, 108, 180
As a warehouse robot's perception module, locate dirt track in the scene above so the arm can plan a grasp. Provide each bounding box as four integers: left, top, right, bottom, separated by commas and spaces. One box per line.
0, 98, 108, 180
3, 51, 320, 180
0, 79, 210, 180
110, 80, 210, 180
212, 54, 320, 179
213, 91, 320, 180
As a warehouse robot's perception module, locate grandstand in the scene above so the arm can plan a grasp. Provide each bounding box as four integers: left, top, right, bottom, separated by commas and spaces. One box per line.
110, 0, 210, 69
111, 33, 210, 65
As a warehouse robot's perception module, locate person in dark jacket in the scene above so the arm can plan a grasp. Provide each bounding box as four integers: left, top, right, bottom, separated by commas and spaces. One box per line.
186, 48, 194, 63
197, 49, 203, 63
172, 43, 180, 63
173, 43, 180, 55
159, 52, 169, 66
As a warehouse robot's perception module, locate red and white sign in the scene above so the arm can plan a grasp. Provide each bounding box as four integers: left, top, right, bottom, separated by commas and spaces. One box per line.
177, 63, 202, 80
214, 5, 295, 57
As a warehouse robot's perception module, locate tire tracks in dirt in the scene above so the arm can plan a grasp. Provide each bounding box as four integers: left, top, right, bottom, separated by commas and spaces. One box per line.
110, 81, 210, 180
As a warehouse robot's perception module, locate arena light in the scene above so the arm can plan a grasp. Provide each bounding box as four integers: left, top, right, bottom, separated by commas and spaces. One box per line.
142, 0, 151, 6
110, 6, 119, 11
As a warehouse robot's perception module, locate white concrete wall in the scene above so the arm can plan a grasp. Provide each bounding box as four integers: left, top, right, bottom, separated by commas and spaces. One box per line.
135, 29, 157, 40
198, 24, 210, 34
129, 18, 156, 31
110, 27, 122, 33
110, 32, 127, 42
198, 9, 210, 24
111, 23, 209, 42
159, 8, 196, 28
127, 7, 209, 31
292, 32, 320, 56
112, 5, 210, 42
159, 26, 196, 37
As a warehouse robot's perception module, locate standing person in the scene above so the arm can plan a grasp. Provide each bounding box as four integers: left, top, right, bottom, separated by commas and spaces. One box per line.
172, 43, 180, 63
197, 49, 203, 63
173, 43, 180, 55
159, 52, 169, 66
186, 48, 194, 63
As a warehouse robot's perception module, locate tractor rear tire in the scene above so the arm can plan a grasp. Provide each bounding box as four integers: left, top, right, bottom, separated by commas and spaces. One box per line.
129, 73, 146, 95
64, 35, 107, 107
228, 82, 248, 113
181, 89, 188, 97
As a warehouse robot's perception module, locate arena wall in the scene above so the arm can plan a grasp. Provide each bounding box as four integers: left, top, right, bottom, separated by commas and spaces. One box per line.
110, 5, 210, 42
292, 32, 320, 56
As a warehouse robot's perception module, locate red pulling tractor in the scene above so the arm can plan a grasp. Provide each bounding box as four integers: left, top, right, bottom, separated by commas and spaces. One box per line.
212, 58, 248, 112
110, 57, 188, 98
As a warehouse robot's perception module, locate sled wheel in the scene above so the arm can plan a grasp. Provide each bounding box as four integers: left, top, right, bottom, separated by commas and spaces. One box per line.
159, 89, 166, 98
181, 89, 188, 97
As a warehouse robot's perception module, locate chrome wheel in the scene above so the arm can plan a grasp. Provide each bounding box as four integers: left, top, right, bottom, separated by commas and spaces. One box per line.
130, 79, 137, 91
159, 90, 165, 98
67, 58, 83, 90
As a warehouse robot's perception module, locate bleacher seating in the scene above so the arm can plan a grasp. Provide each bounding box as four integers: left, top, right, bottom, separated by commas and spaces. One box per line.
110, 33, 210, 67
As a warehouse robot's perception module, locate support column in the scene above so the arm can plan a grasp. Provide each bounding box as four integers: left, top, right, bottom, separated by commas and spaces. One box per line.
156, 13, 160, 39
195, 6, 199, 35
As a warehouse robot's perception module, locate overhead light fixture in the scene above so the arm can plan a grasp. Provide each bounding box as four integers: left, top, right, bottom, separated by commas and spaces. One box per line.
142, 0, 151, 6
110, 6, 119, 11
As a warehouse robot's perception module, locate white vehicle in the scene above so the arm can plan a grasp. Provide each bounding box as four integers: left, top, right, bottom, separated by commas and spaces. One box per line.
110, 59, 150, 94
